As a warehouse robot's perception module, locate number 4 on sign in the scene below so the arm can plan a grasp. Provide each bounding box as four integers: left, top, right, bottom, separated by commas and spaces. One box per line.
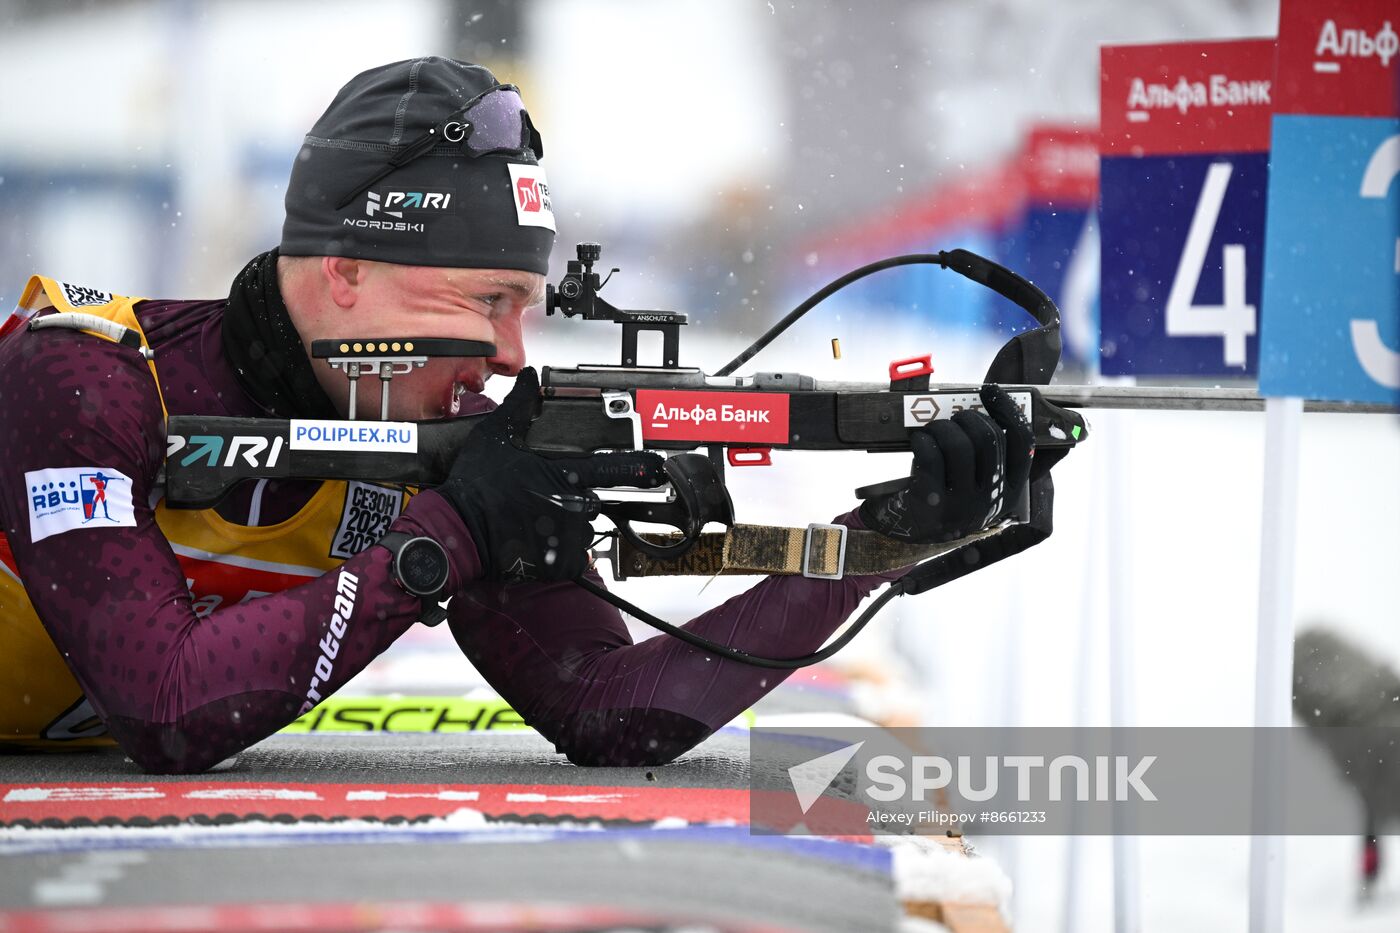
1166, 162, 1256, 367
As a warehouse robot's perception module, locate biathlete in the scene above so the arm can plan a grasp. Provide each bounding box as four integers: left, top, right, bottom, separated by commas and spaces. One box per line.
0, 58, 1033, 772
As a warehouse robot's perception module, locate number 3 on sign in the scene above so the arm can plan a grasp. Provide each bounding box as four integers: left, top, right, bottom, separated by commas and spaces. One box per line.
1165, 162, 1256, 367
1353, 134, 1400, 390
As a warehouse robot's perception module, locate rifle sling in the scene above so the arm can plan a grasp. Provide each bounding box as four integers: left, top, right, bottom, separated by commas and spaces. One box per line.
610, 523, 1010, 580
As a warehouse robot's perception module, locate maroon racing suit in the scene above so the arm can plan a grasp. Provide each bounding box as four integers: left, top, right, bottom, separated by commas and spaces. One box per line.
0, 286, 905, 773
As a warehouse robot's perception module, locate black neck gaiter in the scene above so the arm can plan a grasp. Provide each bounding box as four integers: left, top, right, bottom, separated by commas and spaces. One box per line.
222, 249, 341, 420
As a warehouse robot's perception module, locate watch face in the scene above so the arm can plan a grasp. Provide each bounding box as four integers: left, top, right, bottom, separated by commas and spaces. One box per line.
400, 539, 449, 595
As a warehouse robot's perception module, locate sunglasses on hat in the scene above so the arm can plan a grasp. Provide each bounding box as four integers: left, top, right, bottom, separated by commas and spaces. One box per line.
335, 84, 544, 211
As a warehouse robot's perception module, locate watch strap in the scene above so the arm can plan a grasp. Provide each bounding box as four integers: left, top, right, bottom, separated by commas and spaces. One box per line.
378, 531, 413, 555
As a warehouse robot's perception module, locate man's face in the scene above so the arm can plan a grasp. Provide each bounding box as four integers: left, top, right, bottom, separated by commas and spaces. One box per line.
309, 262, 544, 421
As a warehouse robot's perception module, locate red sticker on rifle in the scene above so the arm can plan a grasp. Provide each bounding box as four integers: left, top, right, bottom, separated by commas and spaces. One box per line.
635, 390, 790, 444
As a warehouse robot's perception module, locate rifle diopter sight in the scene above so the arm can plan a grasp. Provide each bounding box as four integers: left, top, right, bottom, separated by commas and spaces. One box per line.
546, 242, 688, 369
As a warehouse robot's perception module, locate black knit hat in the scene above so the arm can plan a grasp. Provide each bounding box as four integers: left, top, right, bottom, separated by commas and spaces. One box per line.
281, 57, 554, 274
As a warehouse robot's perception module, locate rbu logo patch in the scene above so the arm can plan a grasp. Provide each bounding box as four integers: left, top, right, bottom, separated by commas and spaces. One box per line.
25, 467, 137, 543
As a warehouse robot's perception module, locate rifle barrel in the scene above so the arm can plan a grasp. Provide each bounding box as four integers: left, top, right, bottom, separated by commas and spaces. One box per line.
801, 379, 1395, 414
1038, 385, 1396, 415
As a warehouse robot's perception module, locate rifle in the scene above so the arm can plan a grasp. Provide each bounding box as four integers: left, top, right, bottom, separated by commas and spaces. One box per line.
159, 243, 1093, 667
165, 243, 1388, 667
164, 244, 1087, 504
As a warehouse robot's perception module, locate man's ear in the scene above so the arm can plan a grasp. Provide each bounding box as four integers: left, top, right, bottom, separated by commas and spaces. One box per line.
323, 256, 364, 309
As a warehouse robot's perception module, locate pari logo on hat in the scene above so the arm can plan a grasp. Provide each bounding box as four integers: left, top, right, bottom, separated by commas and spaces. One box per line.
365, 189, 456, 219
507, 163, 555, 231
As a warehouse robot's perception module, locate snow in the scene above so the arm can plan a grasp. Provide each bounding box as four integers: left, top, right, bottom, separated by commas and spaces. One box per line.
0, 808, 616, 853
879, 835, 1013, 911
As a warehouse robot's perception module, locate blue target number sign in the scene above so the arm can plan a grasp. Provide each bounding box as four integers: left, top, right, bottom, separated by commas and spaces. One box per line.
1098, 39, 1277, 377
1259, 0, 1399, 405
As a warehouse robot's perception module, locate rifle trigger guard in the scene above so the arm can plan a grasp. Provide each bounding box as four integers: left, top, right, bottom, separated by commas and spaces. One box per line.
600, 453, 734, 560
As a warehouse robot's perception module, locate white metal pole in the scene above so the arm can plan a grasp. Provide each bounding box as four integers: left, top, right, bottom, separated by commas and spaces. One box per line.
1002, 583, 1024, 920
1105, 390, 1140, 933
1248, 396, 1303, 933
1061, 429, 1104, 933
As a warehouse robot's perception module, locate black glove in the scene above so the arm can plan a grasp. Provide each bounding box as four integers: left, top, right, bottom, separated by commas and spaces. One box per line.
438, 367, 664, 582
859, 384, 1035, 544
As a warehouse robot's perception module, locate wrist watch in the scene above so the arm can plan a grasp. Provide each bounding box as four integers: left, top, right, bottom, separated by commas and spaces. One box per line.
378, 531, 450, 598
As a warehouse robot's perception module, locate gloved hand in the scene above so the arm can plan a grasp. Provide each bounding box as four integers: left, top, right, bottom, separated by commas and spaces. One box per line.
859, 384, 1035, 544
438, 367, 664, 582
